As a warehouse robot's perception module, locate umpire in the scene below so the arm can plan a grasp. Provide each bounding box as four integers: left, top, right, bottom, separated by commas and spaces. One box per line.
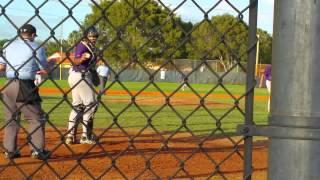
0, 24, 50, 160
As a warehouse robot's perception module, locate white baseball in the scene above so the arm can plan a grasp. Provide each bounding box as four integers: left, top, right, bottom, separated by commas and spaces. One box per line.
84, 53, 91, 58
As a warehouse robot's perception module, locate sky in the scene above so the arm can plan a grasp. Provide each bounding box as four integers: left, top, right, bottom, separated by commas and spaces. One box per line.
0, 0, 274, 40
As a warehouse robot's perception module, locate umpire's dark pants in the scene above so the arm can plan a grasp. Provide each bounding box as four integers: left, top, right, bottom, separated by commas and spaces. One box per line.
2, 80, 45, 152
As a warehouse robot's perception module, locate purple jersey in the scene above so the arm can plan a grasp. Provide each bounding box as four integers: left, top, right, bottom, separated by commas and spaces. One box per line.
264, 65, 272, 81
73, 42, 96, 72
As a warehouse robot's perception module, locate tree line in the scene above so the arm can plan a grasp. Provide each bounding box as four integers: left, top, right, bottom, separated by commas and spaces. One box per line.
0, 0, 272, 68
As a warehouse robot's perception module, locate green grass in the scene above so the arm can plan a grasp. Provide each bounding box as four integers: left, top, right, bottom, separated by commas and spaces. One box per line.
0, 78, 269, 135
0, 78, 269, 95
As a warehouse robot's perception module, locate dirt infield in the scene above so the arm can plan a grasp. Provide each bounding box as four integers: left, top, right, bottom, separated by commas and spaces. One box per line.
38, 88, 269, 101
39, 87, 268, 108
0, 128, 268, 179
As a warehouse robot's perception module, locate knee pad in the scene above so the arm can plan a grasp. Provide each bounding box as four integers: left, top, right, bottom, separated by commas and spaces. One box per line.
84, 102, 98, 112
39, 112, 48, 123
73, 104, 85, 113
83, 102, 98, 121
70, 104, 85, 123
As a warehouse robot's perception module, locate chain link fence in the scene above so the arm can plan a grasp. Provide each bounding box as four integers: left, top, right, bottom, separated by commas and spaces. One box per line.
0, 0, 260, 179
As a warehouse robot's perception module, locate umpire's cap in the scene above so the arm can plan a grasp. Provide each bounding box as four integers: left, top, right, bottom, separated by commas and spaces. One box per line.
19, 24, 37, 36
84, 26, 99, 37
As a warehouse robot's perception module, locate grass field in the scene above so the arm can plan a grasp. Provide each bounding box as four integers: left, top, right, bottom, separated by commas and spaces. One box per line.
0, 78, 269, 136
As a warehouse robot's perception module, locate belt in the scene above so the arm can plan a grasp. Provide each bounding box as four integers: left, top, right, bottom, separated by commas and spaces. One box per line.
7, 78, 33, 81
72, 70, 89, 73
72, 67, 88, 72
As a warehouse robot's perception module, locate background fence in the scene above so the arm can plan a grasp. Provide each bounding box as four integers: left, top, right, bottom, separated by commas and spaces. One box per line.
46, 59, 256, 84
50, 65, 247, 84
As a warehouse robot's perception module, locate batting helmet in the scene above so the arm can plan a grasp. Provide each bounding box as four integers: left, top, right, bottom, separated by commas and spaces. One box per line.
84, 26, 99, 37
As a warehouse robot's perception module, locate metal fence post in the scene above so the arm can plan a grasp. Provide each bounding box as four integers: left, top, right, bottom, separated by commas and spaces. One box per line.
269, 0, 320, 179
244, 0, 258, 179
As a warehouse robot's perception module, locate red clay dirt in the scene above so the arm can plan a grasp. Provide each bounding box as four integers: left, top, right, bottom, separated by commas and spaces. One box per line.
38, 87, 269, 101
0, 129, 268, 179
39, 87, 268, 108
0, 88, 268, 179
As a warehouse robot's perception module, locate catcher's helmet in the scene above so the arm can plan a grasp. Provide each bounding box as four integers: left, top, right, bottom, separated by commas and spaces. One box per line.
84, 26, 99, 37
